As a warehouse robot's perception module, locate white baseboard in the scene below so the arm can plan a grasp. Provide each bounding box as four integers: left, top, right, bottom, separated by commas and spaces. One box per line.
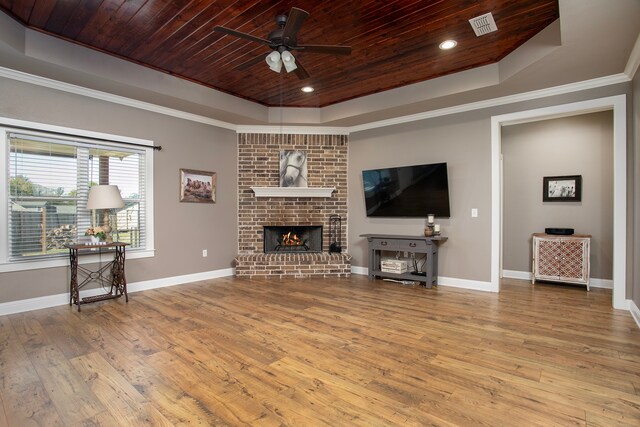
437, 276, 497, 292
502, 270, 532, 281
351, 266, 368, 275
630, 300, 640, 330
3, 266, 629, 320
502, 269, 613, 289
351, 266, 496, 292
127, 268, 235, 293
586, 278, 613, 289
0, 267, 235, 316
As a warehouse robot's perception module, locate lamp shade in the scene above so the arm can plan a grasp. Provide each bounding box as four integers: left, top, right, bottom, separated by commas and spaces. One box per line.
281, 51, 297, 73
86, 185, 124, 209
266, 51, 282, 73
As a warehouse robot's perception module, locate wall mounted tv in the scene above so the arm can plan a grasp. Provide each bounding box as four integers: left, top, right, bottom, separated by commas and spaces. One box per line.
362, 162, 451, 218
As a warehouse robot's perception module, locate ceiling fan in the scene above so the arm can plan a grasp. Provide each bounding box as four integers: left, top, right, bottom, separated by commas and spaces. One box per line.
213, 7, 352, 80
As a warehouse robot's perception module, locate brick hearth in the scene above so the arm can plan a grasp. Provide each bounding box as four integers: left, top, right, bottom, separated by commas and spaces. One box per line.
235, 253, 352, 279
235, 133, 350, 278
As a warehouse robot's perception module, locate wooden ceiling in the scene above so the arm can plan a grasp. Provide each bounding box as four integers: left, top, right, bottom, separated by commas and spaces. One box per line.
0, 0, 559, 108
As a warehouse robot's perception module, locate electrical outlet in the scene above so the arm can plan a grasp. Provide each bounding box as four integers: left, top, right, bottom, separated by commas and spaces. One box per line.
202, 249, 208, 257
471, 208, 478, 218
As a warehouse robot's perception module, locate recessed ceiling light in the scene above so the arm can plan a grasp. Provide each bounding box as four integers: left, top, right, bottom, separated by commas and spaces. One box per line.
439, 40, 457, 50
301, 86, 314, 93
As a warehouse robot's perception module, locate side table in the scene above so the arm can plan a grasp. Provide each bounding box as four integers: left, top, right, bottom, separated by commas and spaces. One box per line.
361, 234, 447, 288
531, 233, 591, 290
64, 242, 129, 311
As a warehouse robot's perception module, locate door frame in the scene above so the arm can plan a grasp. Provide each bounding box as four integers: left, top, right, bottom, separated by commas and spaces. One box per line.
491, 94, 627, 309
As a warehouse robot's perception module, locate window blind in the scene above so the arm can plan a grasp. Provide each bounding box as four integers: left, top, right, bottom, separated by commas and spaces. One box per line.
7, 132, 146, 260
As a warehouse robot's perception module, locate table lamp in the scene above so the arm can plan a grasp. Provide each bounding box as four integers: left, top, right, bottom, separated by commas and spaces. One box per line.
86, 185, 124, 242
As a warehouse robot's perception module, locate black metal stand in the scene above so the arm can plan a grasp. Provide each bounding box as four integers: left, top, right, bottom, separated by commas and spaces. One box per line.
66, 242, 129, 311
329, 215, 342, 253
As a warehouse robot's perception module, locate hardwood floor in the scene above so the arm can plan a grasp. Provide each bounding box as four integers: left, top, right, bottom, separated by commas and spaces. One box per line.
1, 276, 639, 426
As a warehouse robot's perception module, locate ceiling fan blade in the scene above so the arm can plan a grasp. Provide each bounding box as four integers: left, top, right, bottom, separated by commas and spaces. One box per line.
214, 26, 271, 46
282, 7, 309, 41
295, 44, 352, 55
236, 54, 265, 71
293, 61, 311, 80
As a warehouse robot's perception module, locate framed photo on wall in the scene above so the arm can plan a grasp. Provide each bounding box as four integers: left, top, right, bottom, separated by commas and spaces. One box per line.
180, 168, 216, 203
543, 175, 582, 202
279, 150, 308, 188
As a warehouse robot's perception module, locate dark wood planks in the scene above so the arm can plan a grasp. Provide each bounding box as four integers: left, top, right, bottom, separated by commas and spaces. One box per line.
0, 0, 559, 107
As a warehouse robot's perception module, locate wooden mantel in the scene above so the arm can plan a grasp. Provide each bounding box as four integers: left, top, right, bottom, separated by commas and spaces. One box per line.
250, 187, 335, 198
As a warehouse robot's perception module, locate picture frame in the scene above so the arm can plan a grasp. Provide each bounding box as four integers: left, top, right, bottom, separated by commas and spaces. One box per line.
543, 175, 582, 202
180, 168, 216, 203
279, 150, 308, 188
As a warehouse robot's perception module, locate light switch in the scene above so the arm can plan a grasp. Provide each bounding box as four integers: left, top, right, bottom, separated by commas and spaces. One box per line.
471, 208, 478, 218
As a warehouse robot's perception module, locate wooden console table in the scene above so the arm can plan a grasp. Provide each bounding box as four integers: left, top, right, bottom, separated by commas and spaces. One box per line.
65, 242, 129, 311
361, 234, 447, 288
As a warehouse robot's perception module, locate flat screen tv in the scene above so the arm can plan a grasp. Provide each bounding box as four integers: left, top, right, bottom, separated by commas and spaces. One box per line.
362, 162, 450, 217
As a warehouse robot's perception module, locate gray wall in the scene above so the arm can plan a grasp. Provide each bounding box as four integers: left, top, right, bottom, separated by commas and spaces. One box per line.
0, 73, 636, 306
0, 77, 238, 303
349, 115, 492, 282
349, 84, 633, 291
502, 111, 614, 279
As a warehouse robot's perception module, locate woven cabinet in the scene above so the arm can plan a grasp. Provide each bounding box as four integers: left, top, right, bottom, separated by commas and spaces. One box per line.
532, 233, 591, 290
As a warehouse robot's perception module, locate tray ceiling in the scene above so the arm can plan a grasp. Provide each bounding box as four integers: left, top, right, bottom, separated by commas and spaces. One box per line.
0, 0, 559, 108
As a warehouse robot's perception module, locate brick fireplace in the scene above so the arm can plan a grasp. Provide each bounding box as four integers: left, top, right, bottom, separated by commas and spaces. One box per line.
235, 133, 351, 278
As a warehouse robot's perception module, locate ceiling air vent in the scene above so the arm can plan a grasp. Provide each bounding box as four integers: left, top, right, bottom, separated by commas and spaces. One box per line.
469, 12, 498, 36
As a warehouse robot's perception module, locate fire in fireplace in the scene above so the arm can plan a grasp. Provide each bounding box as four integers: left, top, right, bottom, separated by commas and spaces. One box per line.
264, 225, 323, 253
281, 231, 302, 247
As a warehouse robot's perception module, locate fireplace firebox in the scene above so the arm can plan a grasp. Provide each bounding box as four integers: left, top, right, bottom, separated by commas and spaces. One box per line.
264, 225, 323, 253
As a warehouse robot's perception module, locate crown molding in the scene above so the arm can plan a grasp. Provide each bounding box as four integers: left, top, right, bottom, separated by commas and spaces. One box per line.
0, 66, 631, 135
348, 73, 630, 133
236, 125, 349, 135
0, 66, 238, 131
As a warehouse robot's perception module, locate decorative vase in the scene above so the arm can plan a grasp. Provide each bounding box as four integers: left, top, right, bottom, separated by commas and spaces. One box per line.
90, 236, 100, 244
424, 226, 434, 237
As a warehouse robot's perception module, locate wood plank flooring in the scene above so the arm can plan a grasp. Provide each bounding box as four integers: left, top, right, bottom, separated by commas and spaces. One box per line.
1, 276, 639, 426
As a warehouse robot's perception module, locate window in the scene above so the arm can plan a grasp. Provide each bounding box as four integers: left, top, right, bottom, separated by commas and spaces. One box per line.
1, 120, 154, 271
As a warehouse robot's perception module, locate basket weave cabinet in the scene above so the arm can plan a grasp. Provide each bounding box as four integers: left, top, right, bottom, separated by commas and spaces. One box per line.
531, 233, 591, 290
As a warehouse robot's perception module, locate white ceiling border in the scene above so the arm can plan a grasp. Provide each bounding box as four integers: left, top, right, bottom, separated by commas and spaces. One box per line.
348, 74, 630, 133
0, 66, 631, 135
235, 125, 349, 135
0, 66, 238, 131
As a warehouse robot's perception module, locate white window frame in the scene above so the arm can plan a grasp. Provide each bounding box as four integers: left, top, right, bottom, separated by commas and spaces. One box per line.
0, 117, 155, 272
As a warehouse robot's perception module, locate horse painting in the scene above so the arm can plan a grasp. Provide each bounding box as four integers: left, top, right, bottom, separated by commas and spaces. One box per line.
180, 169, 216, 203
280, 150, 308, 187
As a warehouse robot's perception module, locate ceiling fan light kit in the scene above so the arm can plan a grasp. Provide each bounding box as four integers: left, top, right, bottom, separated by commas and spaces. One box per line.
266, 51, 282, 72
264, 50, 298, 74
281, 51, 297, 72
214, 7, 351, 80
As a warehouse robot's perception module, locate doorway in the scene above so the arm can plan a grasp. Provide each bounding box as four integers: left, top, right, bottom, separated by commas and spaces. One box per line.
491, 95, 627, 309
